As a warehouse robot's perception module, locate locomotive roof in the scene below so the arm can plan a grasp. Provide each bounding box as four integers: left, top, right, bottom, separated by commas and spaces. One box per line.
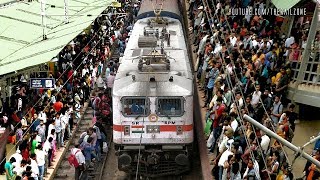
113, 17, 193, 97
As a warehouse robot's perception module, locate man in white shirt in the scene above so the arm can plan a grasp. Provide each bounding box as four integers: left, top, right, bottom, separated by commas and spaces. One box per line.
60, 110, 70, 145
10, 150, 22, 168
251, 36, 258, 49
54, 113, 63, 148
217, 139, 237, 180
106, 72, 116, 96
260, 132, 270, 154
30, 154, 40, 180
251, 84, 261, 108
230, 92, 244, 109
260, 38, 271, 51
226, 62, 234, 76
82, 64, 89, 77
36, 121, 46, 143
17, 97, 22, 111
197, 33, 209, 56
229, 112, 239, 133
72, 144, 87, 180
13, 159, 27, 177
209, 89, 227, 109
194, 6, 203, 29
243, 158, 260, 180
230, 33, 237, 47
35, 145, 46, 180
38, 110, 47, 124
284, 36, 295, 56
43, 137, 53, 170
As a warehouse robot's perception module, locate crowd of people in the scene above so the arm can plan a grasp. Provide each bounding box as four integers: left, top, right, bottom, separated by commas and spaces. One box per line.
188, 0, 319, 179
0, 0, 139, 179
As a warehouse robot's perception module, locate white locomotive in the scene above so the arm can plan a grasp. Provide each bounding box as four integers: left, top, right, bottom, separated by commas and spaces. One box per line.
112, 0, 193, 177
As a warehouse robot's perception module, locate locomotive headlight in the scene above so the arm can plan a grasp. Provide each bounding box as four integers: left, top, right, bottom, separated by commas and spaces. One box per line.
176, 125, 183, 135
146, 125, 160, 133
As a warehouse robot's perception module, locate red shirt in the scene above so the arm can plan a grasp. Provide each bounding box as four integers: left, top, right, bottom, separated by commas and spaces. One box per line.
68, 70, 73, 83
11, 113, 20, 123
213, 104, 226, 128
53, 101, 63, 112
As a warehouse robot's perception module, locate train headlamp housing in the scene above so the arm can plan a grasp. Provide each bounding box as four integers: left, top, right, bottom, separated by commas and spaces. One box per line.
147, 125, 160, 133
124, 125, 130, 135
176, 125, 183, 135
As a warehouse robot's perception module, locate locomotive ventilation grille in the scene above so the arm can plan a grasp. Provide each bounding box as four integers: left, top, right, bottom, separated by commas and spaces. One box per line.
129, 160, 190, 177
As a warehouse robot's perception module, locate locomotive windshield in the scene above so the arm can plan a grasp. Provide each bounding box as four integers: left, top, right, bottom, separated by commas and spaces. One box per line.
157, 97, 184, 117
122, 97, 148, 117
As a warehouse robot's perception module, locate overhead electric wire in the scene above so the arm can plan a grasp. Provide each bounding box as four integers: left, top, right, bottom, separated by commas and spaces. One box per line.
198, 0, 290, 166
197, 1, 271, 178
0, 8, 122, 165
135, 2, 164, 179
208, 0, 292, 165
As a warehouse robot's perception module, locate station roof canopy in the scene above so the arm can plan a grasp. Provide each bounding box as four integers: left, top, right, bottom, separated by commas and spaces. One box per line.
271, 0, 303, 10
0, 0, 114, 76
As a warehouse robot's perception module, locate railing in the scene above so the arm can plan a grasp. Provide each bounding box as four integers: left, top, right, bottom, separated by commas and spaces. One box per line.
286, 49, 320, 85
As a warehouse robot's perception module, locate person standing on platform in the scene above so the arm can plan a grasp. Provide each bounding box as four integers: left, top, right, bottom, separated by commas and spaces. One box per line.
35, 145, 46, 180
5, 157, 16, 180
106, 72, 115, 96
54, 112, 63, 149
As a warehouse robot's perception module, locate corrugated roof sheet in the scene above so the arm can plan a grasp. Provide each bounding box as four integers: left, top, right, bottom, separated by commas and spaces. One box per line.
0, 0, 113, 75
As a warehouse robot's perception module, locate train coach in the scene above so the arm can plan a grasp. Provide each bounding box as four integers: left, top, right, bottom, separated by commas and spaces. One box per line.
112, 0, 194, 177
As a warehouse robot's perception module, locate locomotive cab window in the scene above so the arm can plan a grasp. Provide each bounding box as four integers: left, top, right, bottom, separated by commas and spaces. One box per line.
157, 97, 184, 117
122, 97, 149, 117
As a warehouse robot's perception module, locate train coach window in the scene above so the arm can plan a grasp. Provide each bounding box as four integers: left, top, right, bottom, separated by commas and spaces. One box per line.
122, 97, 149, 117
157, 97, 184, 117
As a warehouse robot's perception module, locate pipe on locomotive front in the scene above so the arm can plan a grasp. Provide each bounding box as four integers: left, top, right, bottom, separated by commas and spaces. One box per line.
136, 0, 182, 22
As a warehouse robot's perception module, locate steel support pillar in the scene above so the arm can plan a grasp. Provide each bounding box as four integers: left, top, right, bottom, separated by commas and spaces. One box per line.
293, 4, 319, 101
287, 16, 295, 37
243, 114, 320, 168
40, 0, 47, 40
64, 0, 69, 24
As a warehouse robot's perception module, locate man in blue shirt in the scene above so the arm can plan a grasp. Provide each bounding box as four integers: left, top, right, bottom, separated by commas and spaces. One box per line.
204, 63, 220, 108
31, 113, 40, 133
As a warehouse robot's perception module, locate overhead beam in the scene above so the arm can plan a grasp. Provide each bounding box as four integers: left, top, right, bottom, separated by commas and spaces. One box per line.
243, 114, 320, 168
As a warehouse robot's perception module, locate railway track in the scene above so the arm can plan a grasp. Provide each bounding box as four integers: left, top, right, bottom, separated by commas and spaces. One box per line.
53, 105, 112, 180
101, 135, 200, 180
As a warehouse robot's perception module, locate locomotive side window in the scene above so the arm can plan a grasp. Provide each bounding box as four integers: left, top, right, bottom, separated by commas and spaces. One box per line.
122, 97, 149, 117
157, 97, 184, 117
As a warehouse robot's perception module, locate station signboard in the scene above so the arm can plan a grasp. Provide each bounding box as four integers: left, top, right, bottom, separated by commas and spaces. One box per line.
30, 78, 55, 89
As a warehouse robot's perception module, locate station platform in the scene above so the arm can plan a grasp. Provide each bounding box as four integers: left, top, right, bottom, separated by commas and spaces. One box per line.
0, 102, 89, 180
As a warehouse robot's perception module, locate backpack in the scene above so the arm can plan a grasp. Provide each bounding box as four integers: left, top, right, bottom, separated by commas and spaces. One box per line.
287, 126, 294, 142
277, 103, 282, 115
68, 150, 80, 167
